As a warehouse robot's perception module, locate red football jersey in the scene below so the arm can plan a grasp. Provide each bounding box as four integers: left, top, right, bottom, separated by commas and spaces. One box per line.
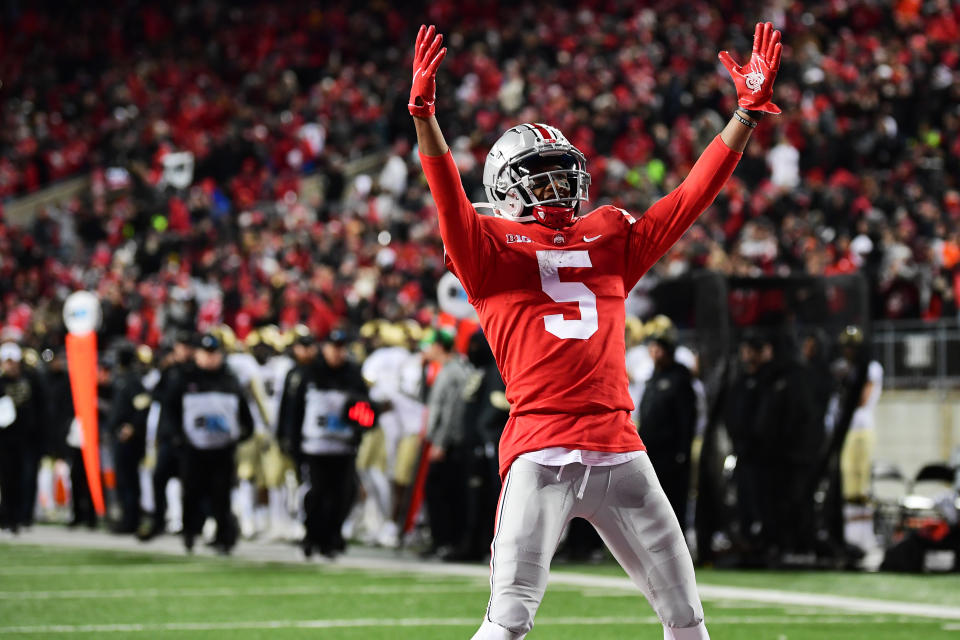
421, 135, 740, 477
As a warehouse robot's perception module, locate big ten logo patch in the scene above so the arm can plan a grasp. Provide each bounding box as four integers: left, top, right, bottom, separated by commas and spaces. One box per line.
317, 413, 348, 431
506, 234, 532, 244
195, 414, 230, 433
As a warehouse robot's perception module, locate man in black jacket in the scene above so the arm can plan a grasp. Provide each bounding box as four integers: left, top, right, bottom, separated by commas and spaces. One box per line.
453, 330, 509, 561
161, 333, 253, 553
106, 344, 151, 534
279, 329, 368, 558
751, 332, 817, 563
0, 342, 47, 533
638, 319, 697, 533
725, 334, 769, 554
139, 330, 194, 541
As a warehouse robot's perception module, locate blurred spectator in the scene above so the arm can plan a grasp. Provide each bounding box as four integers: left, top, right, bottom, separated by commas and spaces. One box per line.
278, 329, 368, 559
751, 332, 819, 563
139, 330, 194, 541
0, 342, 47, 532
161, 333, 254, 554
422, 328, 471, 560
104, 344, 150, 535
638, 318, 697, 533
448, 330, 508, 561
724, 333, 769, 555
834, 326, 885, 556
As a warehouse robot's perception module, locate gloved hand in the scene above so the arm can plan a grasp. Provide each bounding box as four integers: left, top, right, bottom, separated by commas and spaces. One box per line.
408, 24, 447, 118
719, 21, 782, 115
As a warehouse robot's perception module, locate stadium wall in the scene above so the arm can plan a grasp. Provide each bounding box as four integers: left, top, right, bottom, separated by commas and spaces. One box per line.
875, 390, 960, 483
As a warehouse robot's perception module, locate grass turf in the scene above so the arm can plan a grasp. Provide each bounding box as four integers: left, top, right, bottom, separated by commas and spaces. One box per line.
553, 561, 960, 607
0, 543, 956, 639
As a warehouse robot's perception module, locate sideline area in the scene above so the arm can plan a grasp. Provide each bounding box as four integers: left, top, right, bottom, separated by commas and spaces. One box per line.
4, 525, 960, 622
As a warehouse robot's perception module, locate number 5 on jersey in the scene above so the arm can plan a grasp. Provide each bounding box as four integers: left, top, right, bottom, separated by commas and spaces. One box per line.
536, 250, 598, 340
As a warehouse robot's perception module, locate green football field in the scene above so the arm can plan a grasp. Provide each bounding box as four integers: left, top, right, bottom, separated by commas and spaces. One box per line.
0, 541, 957, 639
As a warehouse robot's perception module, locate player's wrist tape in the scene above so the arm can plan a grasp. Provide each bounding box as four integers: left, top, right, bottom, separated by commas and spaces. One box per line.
733, 110, 758, 128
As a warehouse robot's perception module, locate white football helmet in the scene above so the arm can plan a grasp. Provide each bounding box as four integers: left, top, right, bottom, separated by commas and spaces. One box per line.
482, 123, 590, 229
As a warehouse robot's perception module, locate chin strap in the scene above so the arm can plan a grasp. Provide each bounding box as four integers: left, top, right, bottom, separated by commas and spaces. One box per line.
532, 205, 576, 229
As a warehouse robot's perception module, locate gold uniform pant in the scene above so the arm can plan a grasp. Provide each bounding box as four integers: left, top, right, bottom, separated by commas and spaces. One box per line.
840, 429, 875, 501
355, 428, 421, 487
236, 432, 294, 488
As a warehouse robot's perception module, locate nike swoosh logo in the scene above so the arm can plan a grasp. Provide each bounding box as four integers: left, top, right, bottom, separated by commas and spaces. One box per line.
583, 234, 602, 242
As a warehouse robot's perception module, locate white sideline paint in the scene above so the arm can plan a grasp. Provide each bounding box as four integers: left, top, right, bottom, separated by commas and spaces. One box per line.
0, 615, 937, 635
697, 584, 960, 620
547, 572, 960, 621
0, 583, 499, 600
0, 564, 218, 576
3, 526, 960, 622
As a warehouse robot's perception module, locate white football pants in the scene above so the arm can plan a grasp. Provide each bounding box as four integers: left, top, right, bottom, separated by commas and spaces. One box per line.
471, 453, 708, 639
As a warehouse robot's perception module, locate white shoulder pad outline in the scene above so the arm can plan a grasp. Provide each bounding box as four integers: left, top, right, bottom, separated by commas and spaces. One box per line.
613, 206, 637, 224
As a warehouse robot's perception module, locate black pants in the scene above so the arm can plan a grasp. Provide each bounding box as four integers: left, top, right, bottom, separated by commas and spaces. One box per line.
734, 457, 763, 545
0, 438, 24, 531
648, 450, 691, 532
181, 447, 237, 549
302, 453, 357, 555
454, 445, 501, 560
114, 440, 144, 532
19, 443, 41, 526
68, 447, 96, 527
424, 445, 468, 552
778, 462, 816, 553
150, 442, 179, 531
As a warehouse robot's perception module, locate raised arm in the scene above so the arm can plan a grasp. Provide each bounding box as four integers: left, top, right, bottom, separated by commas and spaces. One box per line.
409, 24, 490, 297
409, 25, 449, 157
627, 22, 783, 281
718, 21, 783, 151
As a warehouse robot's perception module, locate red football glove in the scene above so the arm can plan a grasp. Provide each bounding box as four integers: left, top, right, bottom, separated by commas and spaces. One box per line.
408, 24, 447, 118
719, 21, 782, 115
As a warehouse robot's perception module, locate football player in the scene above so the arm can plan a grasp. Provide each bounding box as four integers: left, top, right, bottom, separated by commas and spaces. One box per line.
408, 21, 782, 640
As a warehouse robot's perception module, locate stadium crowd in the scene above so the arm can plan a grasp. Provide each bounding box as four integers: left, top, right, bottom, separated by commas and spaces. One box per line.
2, 0, 960, 350
1, 0, 960, 567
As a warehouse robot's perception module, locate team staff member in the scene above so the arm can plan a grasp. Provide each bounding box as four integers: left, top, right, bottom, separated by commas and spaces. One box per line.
423, 328, 472, 559
105, 344, 151, 534
139, 330, 195, 540
0, 342, 47, 533
161, 333, 254, 553
639, 321, 697, 533
279, 329, 368, 559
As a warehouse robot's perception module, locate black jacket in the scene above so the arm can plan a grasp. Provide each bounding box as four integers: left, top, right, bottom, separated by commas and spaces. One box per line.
106, 369, 151, 452
160, 363, 254, 451
278, 358, 368, 458
459, 362, 509, 448
0, 368, 47, 446
639, 361, 697, 458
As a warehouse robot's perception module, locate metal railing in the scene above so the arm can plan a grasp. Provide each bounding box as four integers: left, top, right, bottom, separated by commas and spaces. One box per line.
873, 319, 960, 389
672, 318, 960, 390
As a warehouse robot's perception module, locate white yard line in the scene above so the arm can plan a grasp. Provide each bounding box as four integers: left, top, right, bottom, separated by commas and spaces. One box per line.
698, 584, 960, 621
4, 526, 960, 621
0, 564, 216, 576
0, 583, 496, 600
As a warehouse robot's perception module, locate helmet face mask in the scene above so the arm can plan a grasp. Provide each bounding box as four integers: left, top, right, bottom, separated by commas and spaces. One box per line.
483, 123, 590, 228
